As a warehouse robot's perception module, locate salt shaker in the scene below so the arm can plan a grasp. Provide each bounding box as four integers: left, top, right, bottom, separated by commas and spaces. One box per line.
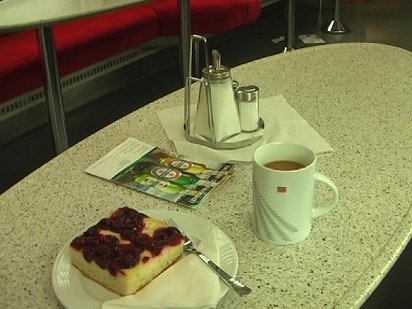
235, 85, 260, 132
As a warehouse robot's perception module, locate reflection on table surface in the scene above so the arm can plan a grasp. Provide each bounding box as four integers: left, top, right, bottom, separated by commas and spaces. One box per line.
0, 43, 411, 308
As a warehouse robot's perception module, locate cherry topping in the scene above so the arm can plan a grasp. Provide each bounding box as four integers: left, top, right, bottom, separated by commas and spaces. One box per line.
70, 207, 184, 275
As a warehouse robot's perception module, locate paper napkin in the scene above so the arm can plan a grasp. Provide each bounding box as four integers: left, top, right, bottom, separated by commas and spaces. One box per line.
102, 227, 221, 309
157, 94, 333, 162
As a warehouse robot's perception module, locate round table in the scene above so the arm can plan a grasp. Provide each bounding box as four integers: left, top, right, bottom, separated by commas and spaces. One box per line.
1, 43, 411, 308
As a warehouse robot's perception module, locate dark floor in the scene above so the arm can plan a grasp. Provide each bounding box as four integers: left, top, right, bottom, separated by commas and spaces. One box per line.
1, 0, 411, 307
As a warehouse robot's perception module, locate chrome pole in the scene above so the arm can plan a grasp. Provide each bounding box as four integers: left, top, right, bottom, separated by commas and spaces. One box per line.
179, 0, 192, 86
36, 26, 69, 154
323, 0, 348, 34
284, 0, 296, 52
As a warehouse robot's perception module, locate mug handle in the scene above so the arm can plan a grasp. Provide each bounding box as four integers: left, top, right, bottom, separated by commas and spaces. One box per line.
312, 172, 339, 218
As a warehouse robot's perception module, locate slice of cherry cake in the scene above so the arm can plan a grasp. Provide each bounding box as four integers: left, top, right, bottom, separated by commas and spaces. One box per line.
69, 207, 185, 296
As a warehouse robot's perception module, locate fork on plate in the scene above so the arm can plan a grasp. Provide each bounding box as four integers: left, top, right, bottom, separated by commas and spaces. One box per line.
166, 218, 252, 296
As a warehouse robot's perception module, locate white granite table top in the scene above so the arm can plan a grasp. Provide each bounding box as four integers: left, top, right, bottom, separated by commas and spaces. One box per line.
0, 0, 151, 31
1, 43, 411, 308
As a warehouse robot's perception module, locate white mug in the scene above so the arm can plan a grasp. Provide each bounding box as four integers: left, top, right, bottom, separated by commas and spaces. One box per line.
252, 143, 339, 245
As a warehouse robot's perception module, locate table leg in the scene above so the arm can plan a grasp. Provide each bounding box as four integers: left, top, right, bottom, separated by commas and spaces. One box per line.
284, 0, 296, 52
36, 26, 69, 154
322, 0, 348, 34
179, 0, 192, 85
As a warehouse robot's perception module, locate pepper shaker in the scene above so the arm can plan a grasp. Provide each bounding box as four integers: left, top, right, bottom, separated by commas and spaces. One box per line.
235, 85, 260, 132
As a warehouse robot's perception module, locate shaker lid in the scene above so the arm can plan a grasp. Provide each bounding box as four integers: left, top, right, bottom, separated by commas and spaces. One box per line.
235, 85, 259, 102
202, 49, 230, 80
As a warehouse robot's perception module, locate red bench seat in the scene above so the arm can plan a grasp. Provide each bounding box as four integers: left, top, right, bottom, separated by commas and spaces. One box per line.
0, 6, 158, 104
143, 0, 261, 35
0, 0, 261, 105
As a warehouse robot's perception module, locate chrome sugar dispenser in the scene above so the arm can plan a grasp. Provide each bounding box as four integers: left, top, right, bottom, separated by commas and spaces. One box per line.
184, 35, 264, 149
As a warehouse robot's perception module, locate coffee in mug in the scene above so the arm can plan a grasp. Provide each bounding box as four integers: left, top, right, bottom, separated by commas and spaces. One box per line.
252, 143, 339, 245
264, 160, 305, 171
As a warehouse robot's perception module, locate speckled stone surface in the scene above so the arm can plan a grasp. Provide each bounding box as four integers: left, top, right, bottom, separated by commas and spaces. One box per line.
0, 0, 151, 31
0, 43, 411, 308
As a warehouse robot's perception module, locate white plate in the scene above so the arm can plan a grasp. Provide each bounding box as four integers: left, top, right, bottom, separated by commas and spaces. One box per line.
52, 209, 239, 308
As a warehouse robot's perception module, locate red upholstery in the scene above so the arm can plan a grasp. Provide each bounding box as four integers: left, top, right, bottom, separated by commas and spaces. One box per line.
143, 0, 261, 36
0, 52, 34, 104
0, 0, 261, 105
0, 31, 43, 103
58, 7, 158, 65
0, 6, 158, 104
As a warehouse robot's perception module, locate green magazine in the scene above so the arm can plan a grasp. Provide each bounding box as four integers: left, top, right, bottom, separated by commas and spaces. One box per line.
86, 138, 234, 208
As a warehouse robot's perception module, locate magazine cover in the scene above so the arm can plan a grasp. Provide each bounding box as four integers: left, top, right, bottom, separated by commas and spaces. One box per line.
86, 138, 234, 207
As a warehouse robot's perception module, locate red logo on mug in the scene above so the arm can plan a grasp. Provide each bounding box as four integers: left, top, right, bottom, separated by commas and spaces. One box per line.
277, 186, 287, 193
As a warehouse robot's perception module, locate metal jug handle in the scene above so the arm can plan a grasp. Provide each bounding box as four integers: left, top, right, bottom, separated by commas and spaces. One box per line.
184, 35, 216, 143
